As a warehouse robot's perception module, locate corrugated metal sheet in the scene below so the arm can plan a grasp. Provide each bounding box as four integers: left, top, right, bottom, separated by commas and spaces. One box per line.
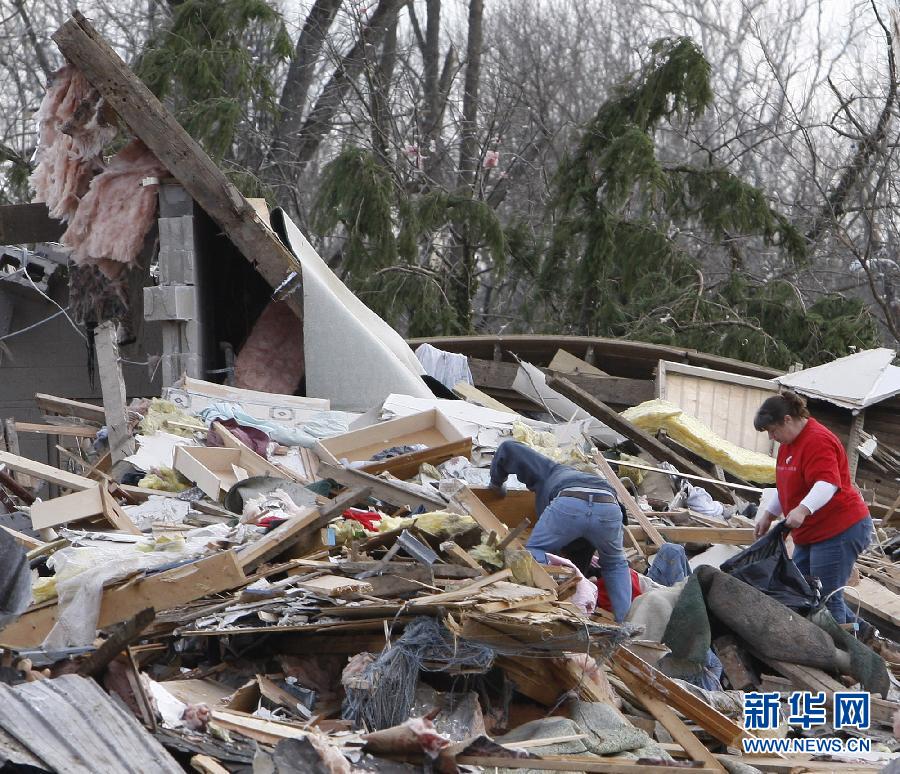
0, 674, 182, 774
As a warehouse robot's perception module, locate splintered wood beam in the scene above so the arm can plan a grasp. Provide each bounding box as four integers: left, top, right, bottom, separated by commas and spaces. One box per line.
612, 647, 747, 749
547, 375, 735, 504
35, 394, 106, 424
52, 12, 303, 314
592, 452, 664, 550
0, 449, 94, 491
94, 321, 136, 463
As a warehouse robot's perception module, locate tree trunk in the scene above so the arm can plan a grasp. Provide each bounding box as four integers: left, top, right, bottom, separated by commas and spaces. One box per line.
290, 0, 403, 172
457, 0, 483, 190
451, 0, 484, 334
268, 0, 344, 181
370, 12, 398, 166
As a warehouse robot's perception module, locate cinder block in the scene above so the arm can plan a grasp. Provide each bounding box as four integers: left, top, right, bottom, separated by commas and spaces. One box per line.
143, 285, 197, 322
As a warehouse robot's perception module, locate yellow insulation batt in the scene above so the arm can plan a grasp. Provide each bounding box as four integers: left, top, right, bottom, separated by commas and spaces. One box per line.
620, 399, 775, 484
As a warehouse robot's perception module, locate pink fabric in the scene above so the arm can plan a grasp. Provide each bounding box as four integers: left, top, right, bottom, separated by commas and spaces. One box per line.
233, 300, 304, 395
30, 65, 114, 222
62, 139, 167, 275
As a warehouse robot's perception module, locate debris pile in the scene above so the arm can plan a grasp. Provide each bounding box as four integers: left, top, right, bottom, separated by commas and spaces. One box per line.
0, 12, 899, 774
0, 364, 898, 773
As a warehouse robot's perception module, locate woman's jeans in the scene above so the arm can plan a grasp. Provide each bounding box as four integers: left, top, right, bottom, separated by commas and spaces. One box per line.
526, 495, 631, 622
792, 516, 873, 624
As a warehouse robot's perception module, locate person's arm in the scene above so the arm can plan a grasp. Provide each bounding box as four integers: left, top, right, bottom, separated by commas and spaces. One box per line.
754, 487, 782, 537
489, 440, 556, 495
785, 442, 843, 529
784, 480, 839, 528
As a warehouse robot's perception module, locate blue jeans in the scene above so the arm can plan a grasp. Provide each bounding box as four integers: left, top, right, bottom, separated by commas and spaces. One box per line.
793, 516, 873, 624
526, 495, 631, 622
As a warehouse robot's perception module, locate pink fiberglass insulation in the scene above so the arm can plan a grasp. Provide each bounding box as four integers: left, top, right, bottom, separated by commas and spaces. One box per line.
62, 138, 167, 276
30, 64, 116, 222
233, 300, 304, 395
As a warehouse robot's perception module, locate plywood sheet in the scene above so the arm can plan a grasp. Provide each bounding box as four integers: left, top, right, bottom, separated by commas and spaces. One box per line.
657, 361, 777, 455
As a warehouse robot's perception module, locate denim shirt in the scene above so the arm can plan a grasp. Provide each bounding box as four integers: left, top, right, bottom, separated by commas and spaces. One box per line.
489, 440, 615, 516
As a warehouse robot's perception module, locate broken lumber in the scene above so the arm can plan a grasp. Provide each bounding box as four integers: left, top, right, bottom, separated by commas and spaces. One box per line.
612, 647, 747, 749
453, 487, 556, 591
318, 463, 446, 511
35, 393, 107, 424
547, 375, 735, 504
52, 12, 304, 315
94, 321, 136, 463
30, 485, 140, 534
13, 423, 99, 438
0, 449, 95, 491
0, 550, 247, 648
628, 526, 755, 546
592, 453, 663, 550
615, 665, 725, 772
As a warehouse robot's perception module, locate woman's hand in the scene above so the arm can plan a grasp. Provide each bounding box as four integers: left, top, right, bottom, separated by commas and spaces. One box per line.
754, 510, 776, 538
784, 505, 811, 530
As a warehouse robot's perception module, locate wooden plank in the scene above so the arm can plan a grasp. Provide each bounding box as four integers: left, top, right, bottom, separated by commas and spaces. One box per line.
455, 757, 719, 773
440, 541, 487, 574
317, 463, 446, 511
406, 569, 513, 606
549, 349, 608, 376
237, 506, 319, 571
0, 449, 95, 491
604, 458, 763, 494
297, 575, 373, 597
844, 575, 900, 628
211, 422, 298, 481
628, 526, 755, 545
0, 525, 44, 551
452, 487, 556, 591
592, 452, 665, 550
2, 420, 31, 489
34, 394, 106, 423
757, 656, 897, 726
52, 13, 303, 315
0, 203, 65, 244
0, 550, 247, 648
548, 375, 735, 504
190, 755, 231, 774
615, 666, 726, 772
612, 647, 747, 749
13, 423, 98, 438
452, 381, 516, 413
469, 358, 654, 406
94, 321, 136, 463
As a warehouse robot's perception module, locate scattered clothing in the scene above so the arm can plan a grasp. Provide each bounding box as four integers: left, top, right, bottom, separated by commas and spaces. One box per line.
415, 343, 473, 390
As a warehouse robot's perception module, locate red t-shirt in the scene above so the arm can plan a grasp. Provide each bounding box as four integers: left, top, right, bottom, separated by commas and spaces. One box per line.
593, 570, 643, 613
776, 418, 868, 545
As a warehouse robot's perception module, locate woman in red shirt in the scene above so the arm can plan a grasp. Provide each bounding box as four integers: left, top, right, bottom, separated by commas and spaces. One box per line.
753, 391, 873, 625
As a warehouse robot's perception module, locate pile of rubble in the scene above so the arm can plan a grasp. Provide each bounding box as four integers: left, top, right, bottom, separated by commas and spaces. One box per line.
0, 362, 897, 774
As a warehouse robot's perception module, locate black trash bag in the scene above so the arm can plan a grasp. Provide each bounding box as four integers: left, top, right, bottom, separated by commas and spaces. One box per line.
720, 521, 820, 612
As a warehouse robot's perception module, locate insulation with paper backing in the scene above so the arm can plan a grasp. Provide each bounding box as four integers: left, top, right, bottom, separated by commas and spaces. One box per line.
621, 399, 775, 483
62, 138, 167, 276
30, 64, 117, 222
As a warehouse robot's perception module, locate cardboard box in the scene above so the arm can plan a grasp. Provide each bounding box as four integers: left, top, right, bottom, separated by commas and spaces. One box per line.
315, 409, 472, 480
173, 446, 274, 500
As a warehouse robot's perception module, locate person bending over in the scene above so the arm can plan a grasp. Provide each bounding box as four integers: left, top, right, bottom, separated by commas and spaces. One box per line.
488, 440, 632, 622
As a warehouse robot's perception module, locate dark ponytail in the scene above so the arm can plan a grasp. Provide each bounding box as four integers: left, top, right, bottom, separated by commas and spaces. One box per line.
754, 390, 810, 431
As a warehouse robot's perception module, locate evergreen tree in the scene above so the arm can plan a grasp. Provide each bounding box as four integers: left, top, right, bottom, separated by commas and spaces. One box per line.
137, 0, 292, 169
540, 37, 877, 368
312, 145, 507, 335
